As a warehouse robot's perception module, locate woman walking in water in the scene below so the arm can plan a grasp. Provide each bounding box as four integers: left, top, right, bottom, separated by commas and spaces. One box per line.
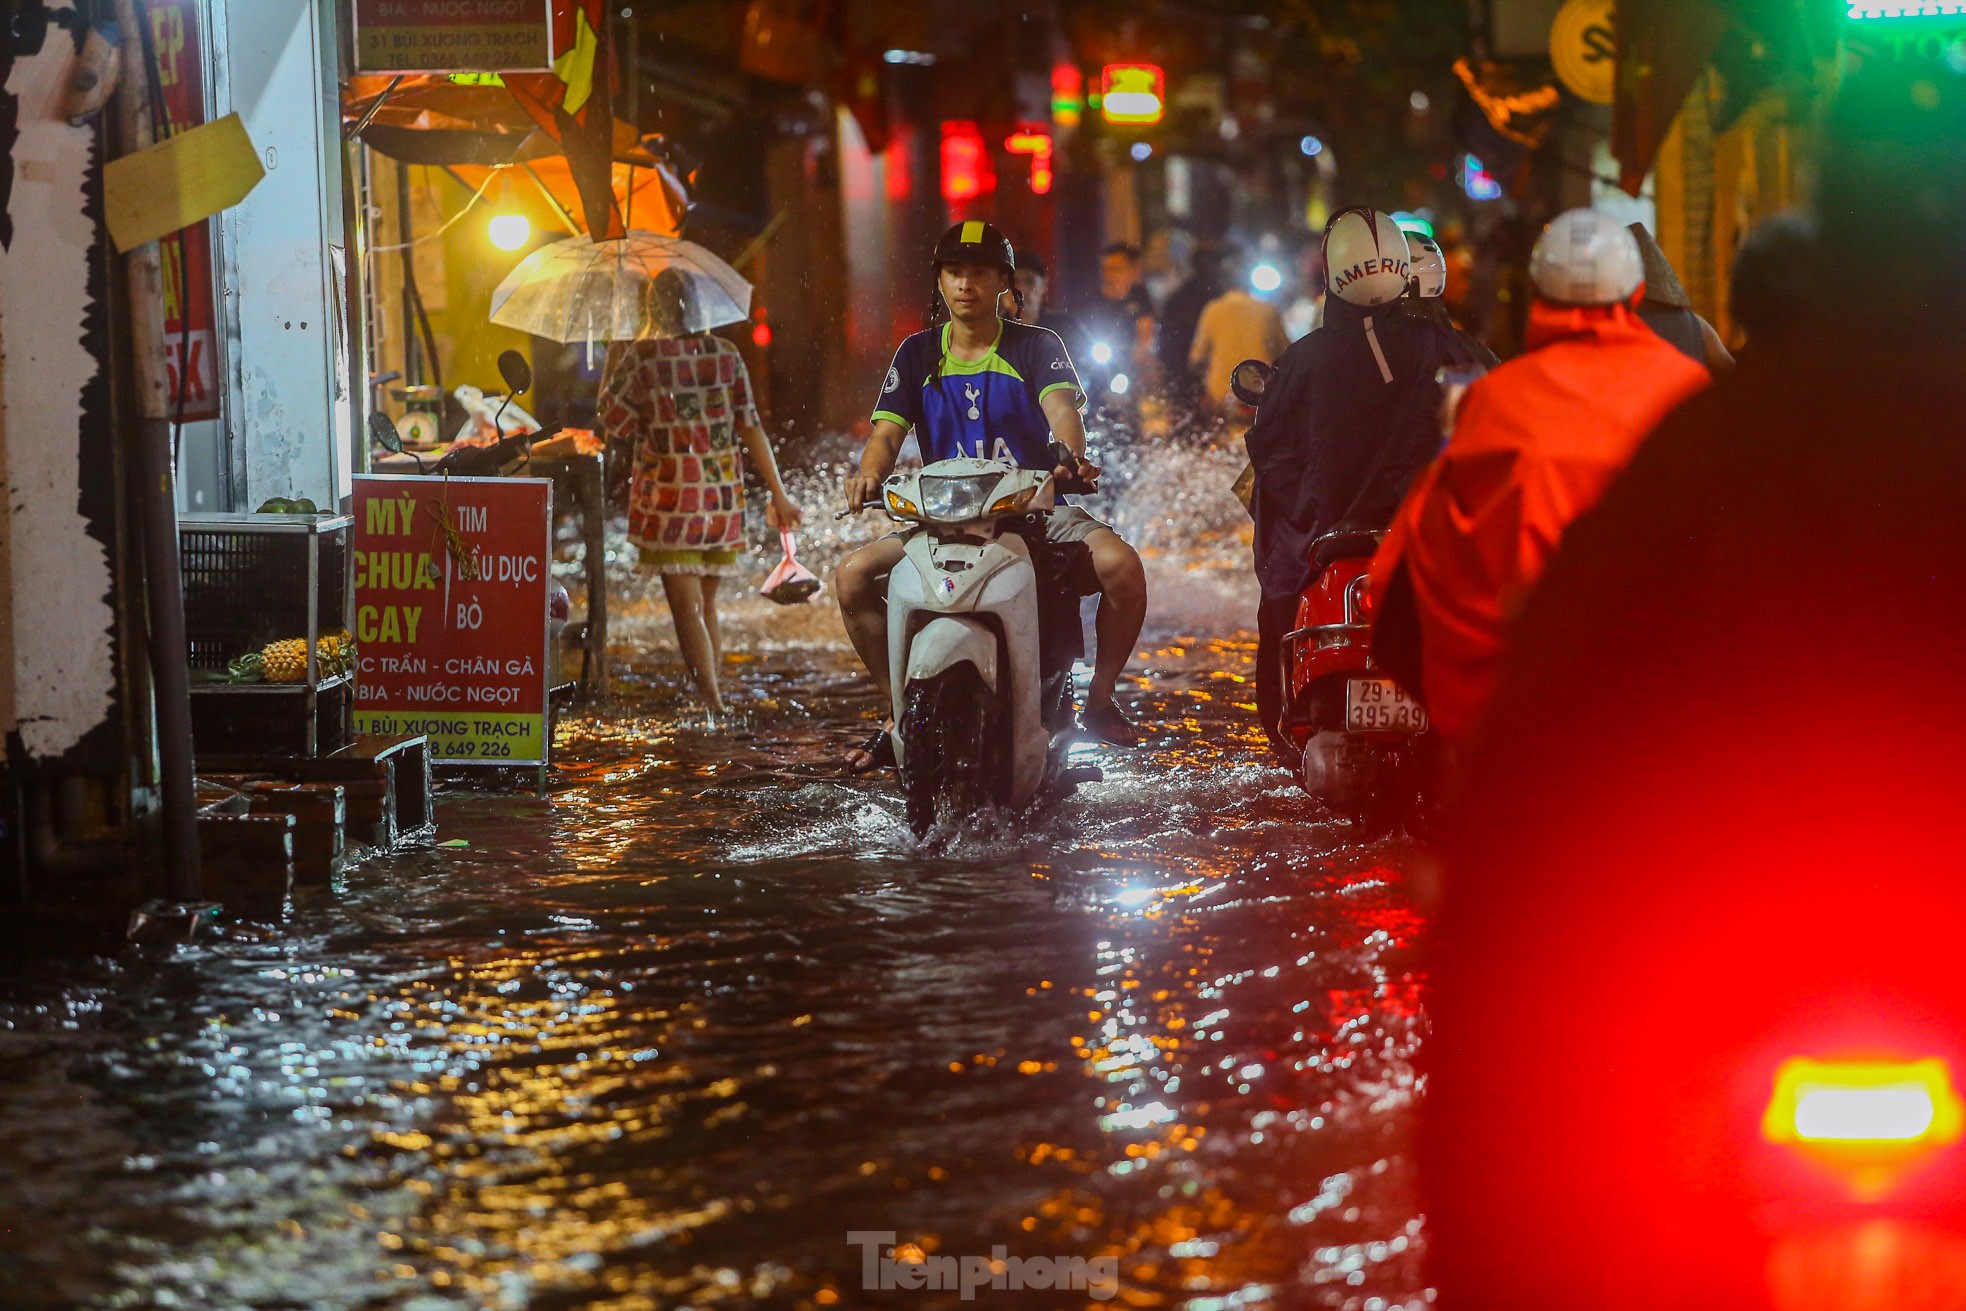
600, 269, 803, 714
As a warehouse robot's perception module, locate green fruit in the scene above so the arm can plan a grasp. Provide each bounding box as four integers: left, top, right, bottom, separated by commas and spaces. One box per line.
256, 497, 294, 514
290, 498, 319, 514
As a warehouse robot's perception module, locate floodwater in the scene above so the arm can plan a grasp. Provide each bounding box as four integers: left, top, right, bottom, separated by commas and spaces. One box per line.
0, 435, 1430, 1310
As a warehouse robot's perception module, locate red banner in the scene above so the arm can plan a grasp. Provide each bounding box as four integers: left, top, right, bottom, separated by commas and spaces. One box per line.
351, 475, 552, 766
150, 0, 219, 422
353, 0, 555, 74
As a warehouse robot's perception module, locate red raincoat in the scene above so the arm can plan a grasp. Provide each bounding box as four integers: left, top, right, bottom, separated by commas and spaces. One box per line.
1370, 299, 1708, 742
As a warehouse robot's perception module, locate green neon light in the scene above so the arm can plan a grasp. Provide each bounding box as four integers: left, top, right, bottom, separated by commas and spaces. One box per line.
1846, 0, 1965, 16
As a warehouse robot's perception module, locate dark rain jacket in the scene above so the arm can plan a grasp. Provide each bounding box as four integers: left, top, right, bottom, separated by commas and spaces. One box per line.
1243, 294, 1477, 603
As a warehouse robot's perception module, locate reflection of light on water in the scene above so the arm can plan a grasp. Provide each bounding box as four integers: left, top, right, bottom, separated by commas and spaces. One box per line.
16, 499, 1432, 1310
1098, 1099, 1178, 1132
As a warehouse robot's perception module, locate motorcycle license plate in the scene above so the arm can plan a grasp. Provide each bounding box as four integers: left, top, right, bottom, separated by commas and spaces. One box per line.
1345, 678, 1428, 733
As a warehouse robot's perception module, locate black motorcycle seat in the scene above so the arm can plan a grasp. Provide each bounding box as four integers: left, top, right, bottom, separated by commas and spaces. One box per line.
1312, 526, 1385, 568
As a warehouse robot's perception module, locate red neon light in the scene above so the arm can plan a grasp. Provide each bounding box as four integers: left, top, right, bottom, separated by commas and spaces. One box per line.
752, 319, 773, 347
939, 120, 994, 202
1051, 63, 1084, 127
1006, 124, 1054, 195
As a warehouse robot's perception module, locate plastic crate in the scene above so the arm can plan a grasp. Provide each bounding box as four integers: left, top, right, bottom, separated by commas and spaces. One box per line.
180, 514, 354, 762
180, 513, 351, 677
190, 677, 354, 762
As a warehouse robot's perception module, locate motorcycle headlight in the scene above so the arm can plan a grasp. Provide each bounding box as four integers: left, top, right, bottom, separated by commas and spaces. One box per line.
919, 474, 1000, 523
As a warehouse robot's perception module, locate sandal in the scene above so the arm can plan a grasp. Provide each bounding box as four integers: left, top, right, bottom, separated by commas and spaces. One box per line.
1080, 700, 1142, 748
844, 722, 897, 774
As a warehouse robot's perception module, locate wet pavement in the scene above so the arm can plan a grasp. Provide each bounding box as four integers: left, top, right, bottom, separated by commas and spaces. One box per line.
0, 439, 1431, 1310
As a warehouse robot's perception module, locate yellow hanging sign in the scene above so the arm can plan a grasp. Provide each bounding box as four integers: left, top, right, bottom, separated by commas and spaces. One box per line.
1550, 0, 1617, 105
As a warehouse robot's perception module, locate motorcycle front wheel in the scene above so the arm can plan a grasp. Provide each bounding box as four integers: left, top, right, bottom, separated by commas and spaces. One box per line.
900, 664, 1002, 836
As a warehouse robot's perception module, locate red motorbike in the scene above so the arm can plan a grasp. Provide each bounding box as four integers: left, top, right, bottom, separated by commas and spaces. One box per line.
1278, 526, 1436, 825
1231, 359, 1437, 826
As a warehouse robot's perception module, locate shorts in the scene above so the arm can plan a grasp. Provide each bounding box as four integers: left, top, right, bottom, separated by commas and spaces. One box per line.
1041, 504, 1111, 545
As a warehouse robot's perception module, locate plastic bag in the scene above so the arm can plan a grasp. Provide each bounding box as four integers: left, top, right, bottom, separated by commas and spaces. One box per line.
760, 529, 824, 605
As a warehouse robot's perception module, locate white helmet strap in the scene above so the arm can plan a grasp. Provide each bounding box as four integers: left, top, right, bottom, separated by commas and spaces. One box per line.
1362, 315, 1394, 384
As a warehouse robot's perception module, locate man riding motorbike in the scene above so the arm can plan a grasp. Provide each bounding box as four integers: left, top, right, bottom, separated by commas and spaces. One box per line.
1243, 207, 1481, 766
836, 221, 1149, 770
1369, 208, 1710, 746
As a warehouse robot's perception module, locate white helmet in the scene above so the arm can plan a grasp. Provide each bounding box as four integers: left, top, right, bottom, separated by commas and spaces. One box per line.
1528, 209, 1645, 305
1406, 232, 1447, 298
1324, 208, 1413, 307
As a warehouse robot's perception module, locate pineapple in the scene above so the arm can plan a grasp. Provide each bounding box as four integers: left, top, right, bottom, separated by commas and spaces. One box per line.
261, 637, 310, 683
318, 631, 357, 677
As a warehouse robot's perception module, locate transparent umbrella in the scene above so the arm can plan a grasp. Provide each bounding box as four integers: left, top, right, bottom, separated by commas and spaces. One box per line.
488, 231, 752, 343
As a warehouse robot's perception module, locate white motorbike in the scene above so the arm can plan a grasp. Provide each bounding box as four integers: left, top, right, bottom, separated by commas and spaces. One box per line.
859, 442, 1103, 835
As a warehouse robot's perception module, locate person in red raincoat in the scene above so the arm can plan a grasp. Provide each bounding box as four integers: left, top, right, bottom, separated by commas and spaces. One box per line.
1369, 209, 1709, 744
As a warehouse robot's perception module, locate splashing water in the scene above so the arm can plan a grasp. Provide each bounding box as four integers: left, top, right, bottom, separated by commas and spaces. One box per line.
0, 419, 1434, 1311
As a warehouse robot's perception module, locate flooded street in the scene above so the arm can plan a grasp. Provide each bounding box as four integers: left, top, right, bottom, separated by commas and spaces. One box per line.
0, 442, 1430, 1310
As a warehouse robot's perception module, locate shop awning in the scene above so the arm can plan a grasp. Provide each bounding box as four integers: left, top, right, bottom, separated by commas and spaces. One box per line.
341, 1, 631, 236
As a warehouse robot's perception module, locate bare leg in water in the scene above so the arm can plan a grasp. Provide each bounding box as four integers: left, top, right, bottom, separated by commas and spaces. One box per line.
701, 575, 724, 667
835, 536, 906, 770
661, 572, 726, 714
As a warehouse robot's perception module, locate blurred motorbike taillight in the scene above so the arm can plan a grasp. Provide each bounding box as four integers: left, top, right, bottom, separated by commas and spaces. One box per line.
1345, 574, 1375, 624
1763, 1057, 1964, 1198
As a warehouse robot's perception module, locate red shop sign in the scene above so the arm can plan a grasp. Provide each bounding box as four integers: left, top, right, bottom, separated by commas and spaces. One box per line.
150, 0, 219, 422
351, 475, 551, 766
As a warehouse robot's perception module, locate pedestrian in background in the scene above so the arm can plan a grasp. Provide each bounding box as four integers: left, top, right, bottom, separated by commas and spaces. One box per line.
1008, 249, 1083, 348
1084, 241, 1156, 381
599, 269, 805, 716
1190, 248, 1291, 422
1157, 239, 1229, 416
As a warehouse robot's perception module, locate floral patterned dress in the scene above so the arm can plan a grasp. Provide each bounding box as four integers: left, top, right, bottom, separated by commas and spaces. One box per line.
599, 334, 758, 575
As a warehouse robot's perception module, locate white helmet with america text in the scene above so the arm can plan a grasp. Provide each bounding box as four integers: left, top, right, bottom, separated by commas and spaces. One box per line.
1528, 209, 1645, 305
1323, 208, 1413, 307
1406, 231, 1448, 298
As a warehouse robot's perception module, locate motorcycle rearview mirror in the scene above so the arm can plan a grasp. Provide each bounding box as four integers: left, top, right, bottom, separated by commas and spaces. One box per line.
1230, 359, 1274, 408
491, 348, 533, 433
367, 410, 404, 454
497, 349, 533, 396
367, 411, 425, 473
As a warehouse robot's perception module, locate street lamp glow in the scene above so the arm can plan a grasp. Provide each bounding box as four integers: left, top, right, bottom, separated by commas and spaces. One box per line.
1299, 135, 1324, 156
1251, 263, 1283, 293
1089, 341, 1114, 366
1130, 141, 1153, 162
488, 213, 531, 251
1110, 373, 1130, 395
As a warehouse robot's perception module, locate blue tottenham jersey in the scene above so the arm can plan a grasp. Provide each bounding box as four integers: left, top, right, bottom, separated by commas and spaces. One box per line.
870, 320, 1084, 469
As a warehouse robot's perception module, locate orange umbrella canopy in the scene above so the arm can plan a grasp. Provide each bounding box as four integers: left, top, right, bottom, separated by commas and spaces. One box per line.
342, 78, 690, 239
344, 74, 540, 137
453, 145, 689, 240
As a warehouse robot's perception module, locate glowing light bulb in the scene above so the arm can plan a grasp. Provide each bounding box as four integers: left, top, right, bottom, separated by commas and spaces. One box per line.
488, 214, 531, 251
1110, 373, 1130, 395
1090, 341, 1114, 366
1250, 263, 1283, 293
